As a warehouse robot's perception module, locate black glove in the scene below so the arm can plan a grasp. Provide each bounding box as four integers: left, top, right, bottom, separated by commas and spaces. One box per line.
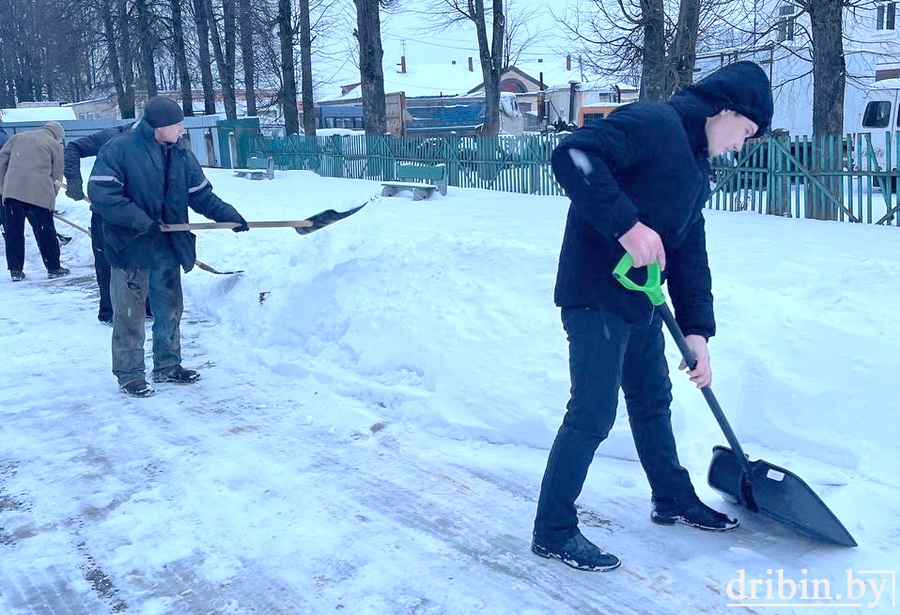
138, 221, 162, 237
66, 180, 85, 201
232, 215, 249, 233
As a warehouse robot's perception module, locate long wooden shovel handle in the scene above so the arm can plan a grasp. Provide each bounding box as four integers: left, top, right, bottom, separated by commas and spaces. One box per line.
52, 212, 92, 236
160, 220, 313, 231
54, 180, 243, 275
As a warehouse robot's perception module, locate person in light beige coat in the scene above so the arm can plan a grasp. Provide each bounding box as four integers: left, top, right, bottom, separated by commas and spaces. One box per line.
0, 121, 68, 281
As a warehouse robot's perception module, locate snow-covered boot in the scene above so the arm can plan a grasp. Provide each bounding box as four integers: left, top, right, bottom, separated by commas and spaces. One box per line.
651, 495, 739, 531
120, 378, 155, 398
152, 365, 201, 384
531, 531, 621, 572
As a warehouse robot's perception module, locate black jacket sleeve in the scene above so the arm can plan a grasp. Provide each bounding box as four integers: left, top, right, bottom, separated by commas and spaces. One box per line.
63, 142, 84, 185
64, 125, 130, 185
550, 122, 643, 239
666, 214, 715, 339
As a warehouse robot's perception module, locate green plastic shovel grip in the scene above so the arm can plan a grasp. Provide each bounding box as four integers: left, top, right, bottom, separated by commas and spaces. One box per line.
612, 253, 664, 306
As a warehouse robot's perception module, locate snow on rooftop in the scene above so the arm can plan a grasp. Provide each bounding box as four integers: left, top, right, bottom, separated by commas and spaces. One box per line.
870, 77, 900, 90
0, 106, 77, 123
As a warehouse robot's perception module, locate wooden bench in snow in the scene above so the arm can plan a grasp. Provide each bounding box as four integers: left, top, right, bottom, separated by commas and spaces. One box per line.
233, 156, 275, 180
381, 163, 447, 201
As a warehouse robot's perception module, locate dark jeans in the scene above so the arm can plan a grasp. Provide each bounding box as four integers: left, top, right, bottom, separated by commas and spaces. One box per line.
109, 251, 183, 386
533, 306, 693, 544
92, 213, 151, 321
2, 198, 61, 272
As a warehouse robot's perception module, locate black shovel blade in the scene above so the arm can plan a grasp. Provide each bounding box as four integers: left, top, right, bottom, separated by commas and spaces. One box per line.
708, 445, 857, 547
295, 202, 367, 235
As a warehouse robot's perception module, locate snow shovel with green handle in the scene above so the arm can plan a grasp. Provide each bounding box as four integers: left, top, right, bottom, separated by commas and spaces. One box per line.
613, 253, 857, 547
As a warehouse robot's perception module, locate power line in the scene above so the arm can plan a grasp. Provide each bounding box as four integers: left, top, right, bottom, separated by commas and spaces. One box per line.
380, 32, 561, 58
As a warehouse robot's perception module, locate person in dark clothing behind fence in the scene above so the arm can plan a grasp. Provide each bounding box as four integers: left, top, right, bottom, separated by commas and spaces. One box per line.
63, 122, 153, 325
531, 62, 774, 572
88, 96, 249, 398
0, 121, 70, 281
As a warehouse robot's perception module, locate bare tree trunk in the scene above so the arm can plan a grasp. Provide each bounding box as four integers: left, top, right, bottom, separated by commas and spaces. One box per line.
810, 0, 844, 138
99, 0, 127, 116
471, 0, 504, 138
299, 0, 316, 135
807, 0, 845, 220
239, 0, 257, 116
207, 0, 238, 119
193, 0, 218, 114
0, 0, 11, 106
639, 0, 668, 101
117, 0, 136, 117
354, 0, 387, 136
135, 0, 158, 97
0, 31, 11, 107
224, 0, 238, 116
277, 0, 300, 134
170, 0, 194, 115
668, 0, 701, 92
6, 0, 43, 102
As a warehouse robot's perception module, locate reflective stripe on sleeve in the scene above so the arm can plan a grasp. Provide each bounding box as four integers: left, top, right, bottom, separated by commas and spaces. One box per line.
188, 179, 209, 194
89, 175, 124, 185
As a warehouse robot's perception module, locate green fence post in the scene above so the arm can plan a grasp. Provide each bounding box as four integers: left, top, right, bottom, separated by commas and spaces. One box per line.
330, 134, 344, 178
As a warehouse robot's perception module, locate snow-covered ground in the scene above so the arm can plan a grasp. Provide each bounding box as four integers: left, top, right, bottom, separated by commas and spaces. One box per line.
1, 163, 898, 614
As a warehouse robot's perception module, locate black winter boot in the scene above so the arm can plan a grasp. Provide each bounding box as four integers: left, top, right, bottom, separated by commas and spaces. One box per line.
153, 365, 201, 384
531, 531, 621, 572
120, 378, 155, 398
651, 495, 739, 531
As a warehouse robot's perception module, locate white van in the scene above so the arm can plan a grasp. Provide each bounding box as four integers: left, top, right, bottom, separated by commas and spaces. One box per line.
856, 79, 900, 172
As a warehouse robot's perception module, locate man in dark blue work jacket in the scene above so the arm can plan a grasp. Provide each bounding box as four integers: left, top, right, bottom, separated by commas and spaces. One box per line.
89, 96, 249, 398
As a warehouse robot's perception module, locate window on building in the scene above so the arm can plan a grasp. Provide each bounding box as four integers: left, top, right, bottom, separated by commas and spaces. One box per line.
877, 2, 896, 30
863, 101, 891, 128
777, 4, 797, 41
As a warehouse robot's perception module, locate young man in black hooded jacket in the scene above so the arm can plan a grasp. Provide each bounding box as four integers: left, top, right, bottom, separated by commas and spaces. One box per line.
532, 61, 774, 572
89, 96, 249, 397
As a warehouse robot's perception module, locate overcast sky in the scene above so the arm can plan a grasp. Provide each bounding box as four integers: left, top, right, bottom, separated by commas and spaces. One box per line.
311, 0, 581, 93
378, 0, 573, 66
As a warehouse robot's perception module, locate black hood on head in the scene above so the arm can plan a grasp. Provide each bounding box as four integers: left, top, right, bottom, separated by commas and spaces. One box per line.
666, 92, 717, 157
684, 61, 773, 137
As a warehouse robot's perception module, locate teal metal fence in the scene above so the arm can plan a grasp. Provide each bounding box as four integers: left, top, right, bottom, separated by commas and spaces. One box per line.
244, 132, 900, 225
247, 133, 566, 196
708, 132, 900, 225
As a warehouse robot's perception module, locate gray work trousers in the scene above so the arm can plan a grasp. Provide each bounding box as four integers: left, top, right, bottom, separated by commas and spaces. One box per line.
109, 254, 183, 386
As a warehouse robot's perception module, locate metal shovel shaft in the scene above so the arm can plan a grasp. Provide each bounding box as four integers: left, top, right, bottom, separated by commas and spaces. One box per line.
656, 303, 754, 477
614, 255, 857, 546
